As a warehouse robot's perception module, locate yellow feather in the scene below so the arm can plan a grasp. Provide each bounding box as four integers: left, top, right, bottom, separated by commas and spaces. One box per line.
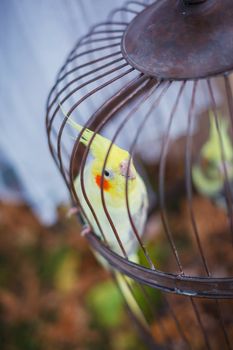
59, 102, 129, 164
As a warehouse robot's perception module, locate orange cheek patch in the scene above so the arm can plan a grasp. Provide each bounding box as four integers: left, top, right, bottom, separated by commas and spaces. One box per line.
95, 175, 111, 191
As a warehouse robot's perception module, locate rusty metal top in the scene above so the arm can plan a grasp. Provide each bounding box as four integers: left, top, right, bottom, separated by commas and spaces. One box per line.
122, 0, 233, 80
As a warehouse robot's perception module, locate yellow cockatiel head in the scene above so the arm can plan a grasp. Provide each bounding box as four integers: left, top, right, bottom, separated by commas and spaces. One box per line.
69, 119, 138, 201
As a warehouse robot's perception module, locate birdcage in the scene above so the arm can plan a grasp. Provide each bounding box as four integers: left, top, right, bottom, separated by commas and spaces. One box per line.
46, 0, 233, 348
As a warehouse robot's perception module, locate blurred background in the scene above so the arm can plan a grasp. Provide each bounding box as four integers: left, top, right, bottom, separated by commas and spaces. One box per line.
0, 1, 148, 349
1, 1, 233, 350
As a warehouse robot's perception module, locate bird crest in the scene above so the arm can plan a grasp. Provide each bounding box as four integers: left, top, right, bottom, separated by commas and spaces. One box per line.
59, 103, 130, 166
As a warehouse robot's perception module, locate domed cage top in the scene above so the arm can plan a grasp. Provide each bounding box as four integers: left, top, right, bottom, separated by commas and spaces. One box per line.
46, 0, 233, 302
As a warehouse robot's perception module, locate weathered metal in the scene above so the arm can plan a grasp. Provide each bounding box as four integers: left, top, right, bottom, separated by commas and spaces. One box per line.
87, 232, 233, 299
122, 0, 233, 79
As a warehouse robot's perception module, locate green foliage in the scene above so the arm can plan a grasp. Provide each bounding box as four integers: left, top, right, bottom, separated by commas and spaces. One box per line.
175, 231, 192, 251
36, 246, 80, 287
54, 250, 79, 293
0, 321, 41, 350
112, 330, 147, 350
86, 280, 124, 328
0, 255, 10, 287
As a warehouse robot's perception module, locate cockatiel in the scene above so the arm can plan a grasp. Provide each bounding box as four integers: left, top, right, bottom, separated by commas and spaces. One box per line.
65, 114, 149, 327
192, 111, 233, 210
69, 120, 148, 260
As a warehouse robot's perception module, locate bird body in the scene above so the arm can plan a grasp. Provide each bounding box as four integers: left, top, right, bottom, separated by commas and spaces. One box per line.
65, 115, 149, 327
75, 161, 147, 258
68, 119, 148, 258
192, 111, 233, 209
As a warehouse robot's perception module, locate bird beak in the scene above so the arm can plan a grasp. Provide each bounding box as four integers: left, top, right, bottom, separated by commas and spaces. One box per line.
120, 159, 136, 180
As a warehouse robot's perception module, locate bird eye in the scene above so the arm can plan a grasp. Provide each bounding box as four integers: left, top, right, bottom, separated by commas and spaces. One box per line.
104, 170, 110, 177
